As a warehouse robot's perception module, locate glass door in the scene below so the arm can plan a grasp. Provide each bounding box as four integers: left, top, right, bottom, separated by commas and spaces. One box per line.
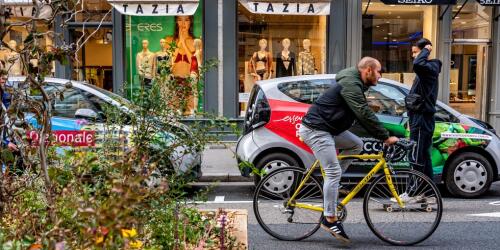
449, 43, 489, 120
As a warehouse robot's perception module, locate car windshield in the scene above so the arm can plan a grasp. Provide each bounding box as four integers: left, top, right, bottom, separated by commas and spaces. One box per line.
83, 83, 134, 109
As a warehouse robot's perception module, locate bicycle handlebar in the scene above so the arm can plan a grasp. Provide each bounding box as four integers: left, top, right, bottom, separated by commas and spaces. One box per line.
382, 139, 416, 162
393, 139, 416, 151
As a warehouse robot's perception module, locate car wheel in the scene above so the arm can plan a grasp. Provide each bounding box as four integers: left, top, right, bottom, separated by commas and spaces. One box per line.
254, 152, 300, 186
445, 152, 493, 198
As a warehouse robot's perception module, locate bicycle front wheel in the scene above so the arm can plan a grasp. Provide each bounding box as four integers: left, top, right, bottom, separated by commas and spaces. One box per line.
253, 167, 323, 241
363, 169, 443, 246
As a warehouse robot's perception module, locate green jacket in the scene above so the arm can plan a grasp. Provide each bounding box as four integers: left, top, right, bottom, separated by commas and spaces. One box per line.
336, 67, 390, 140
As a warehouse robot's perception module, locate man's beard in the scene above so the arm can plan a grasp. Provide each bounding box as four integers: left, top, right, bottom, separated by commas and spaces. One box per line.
366, 73, 378, 86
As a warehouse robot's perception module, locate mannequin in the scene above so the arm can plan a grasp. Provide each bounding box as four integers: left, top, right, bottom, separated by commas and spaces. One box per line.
136, 39, 154, 85
275, 38, 296, 78
153, 39, 171, 77
3, 40, 23, 76
297, 39, 316, 75
250, 39, 272, 81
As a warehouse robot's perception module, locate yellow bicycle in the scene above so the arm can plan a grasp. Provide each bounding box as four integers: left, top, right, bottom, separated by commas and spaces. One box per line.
253, 140, 442, 246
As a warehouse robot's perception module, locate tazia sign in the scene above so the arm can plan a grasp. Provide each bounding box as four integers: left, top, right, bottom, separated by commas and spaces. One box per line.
107, 0, 200, 16
239, 0, 331, 15
1, 0, 53, 18
27, 130, 96, 147
381, 0, 457, 4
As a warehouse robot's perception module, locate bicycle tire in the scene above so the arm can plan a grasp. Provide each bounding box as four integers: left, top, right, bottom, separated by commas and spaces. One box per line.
253, 166, 323, 241
363, 169, 443, 246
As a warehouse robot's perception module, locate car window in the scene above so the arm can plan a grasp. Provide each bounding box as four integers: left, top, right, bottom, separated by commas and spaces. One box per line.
366, 83, 406, 117
53, 88, 97, 119
435, 105, 460, 123
278, 79, 332, 104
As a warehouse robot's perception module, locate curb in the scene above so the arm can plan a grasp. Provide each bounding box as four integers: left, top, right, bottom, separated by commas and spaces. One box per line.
199, 174, 253, 182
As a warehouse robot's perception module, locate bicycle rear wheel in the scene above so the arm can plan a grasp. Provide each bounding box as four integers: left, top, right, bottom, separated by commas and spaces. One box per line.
363, 169, 442, 246
253, 167, 323, 241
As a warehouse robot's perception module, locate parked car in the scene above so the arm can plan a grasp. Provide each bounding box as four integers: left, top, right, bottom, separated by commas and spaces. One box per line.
236, 74, 500, 198
6, 77, 202, 179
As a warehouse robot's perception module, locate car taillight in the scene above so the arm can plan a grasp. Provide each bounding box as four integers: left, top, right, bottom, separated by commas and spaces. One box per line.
244, 88, 270, 134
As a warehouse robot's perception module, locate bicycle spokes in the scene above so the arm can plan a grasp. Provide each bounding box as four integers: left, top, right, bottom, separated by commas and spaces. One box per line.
253, 167, 324, 241
364, 170, 443, 246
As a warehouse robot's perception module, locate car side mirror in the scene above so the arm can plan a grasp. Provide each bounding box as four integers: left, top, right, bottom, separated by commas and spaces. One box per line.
75, 108, 97, 121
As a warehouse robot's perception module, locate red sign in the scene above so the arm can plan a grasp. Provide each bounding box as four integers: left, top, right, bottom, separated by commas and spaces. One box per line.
27, 130, 96, 147
265, 99, 312, 153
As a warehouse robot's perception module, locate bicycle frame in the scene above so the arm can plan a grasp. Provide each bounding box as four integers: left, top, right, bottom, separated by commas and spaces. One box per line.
287, 152, 405, 212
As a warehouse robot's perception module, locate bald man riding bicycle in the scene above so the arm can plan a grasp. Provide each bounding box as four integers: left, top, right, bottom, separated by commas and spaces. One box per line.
299, 57, 399, 244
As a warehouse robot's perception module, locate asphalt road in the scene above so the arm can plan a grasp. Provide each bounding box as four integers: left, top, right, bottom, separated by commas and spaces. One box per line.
190, 181, 500, 249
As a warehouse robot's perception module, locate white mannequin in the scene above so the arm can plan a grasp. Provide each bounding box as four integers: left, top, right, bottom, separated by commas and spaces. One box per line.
298, 39, 316, 75
4, 40, 23, 76
136, 39, 154, 80
250, 39, 272, 81
153, 39, 170, 77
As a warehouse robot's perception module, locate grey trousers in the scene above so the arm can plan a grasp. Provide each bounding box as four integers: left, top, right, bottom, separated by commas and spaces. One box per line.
299, 124, 363, 217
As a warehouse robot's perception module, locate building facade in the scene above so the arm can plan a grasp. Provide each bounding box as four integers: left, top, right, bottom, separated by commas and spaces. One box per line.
2, 0, 500, 132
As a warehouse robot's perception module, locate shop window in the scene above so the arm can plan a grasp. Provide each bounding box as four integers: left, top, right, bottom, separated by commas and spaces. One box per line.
72, 28, 114, 91
0, 14, 53, 77
124, 3, 204, 116
452, 1, 492, 40
449, 1, 492, 119
238, 2, 328, 116
361, 0, 438, 86
75, 0, 113, 22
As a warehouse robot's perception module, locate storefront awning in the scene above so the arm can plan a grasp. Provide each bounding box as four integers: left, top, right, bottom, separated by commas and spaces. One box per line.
107, 0, 199, 16
238, 0, 331, 15
380, 0, 457, 4
476, 0, 500, 6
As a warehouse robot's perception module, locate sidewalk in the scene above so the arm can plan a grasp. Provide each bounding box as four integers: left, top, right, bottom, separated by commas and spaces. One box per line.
199, 143, 253, 182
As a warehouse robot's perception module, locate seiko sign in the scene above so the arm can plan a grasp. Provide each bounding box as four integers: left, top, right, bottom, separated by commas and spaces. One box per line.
476, 0, 500, 5
239, 1, 331, 15
381, 0, 457, 4
107, 0, 199, 16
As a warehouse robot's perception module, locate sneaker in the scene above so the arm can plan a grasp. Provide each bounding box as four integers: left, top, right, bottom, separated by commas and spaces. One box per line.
390, 192, 424, 204
424, 197, 437, 204
320, 218, 351, 244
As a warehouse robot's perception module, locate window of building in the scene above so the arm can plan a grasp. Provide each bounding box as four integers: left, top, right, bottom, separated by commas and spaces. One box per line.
238, 2, 328, 116
124, 3, 204, 116
449, 1, 492, 119
72, 28, 114, 91
74, 0, 113, 22
361, 0, 438, 86
0, 11, 53, 77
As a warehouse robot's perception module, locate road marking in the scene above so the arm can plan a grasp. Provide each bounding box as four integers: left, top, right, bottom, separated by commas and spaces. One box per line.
468, 212, 500, 218
214, 196, 225, 202
489, 201, 500, 206
189, 200, 253, 204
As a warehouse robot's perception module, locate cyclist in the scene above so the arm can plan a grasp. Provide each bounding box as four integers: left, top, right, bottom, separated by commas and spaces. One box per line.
299, 57, 399, 244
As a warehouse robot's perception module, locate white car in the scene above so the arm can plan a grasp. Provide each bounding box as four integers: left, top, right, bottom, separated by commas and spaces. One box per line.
237, 74, 500, 198
7, 77, 202, 179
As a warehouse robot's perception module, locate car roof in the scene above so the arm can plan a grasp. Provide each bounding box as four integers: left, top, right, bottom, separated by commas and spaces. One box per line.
256, 74, 411, 91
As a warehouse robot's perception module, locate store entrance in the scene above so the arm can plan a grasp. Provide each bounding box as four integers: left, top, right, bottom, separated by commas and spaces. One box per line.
449, 42, 489, 120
